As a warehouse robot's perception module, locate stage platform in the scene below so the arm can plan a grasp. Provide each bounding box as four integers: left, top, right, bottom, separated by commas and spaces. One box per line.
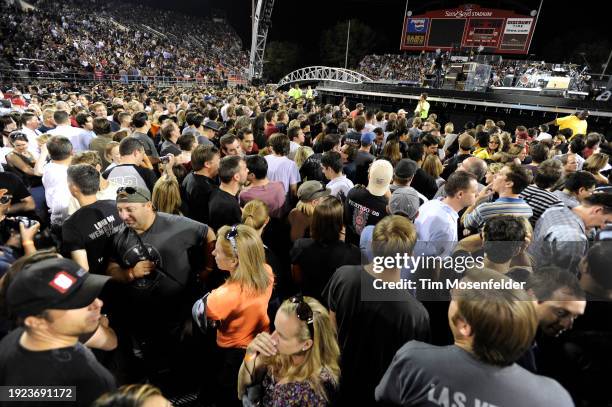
316, 81, 612, 118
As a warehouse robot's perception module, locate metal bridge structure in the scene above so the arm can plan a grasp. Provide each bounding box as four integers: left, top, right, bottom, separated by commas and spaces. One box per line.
276, 66, 372, 88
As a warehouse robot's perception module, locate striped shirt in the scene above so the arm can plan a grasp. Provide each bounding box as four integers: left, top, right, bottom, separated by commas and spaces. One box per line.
520, 185, 563, 226
531, 205, 587, 273
463, 197, 533, 230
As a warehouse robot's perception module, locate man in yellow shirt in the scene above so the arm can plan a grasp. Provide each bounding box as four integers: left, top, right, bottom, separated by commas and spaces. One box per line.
547, 110, 589, 140
414, 93, 430, 119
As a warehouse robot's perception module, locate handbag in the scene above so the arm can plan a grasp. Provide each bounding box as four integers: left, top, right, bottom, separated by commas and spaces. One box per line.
191, 293, 218, 334
242, 353, 264, 407
242, 383, 264, 407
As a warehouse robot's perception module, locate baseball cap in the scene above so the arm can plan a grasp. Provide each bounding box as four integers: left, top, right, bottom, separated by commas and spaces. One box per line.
298, 181, 330, 202
6, 258, 110, 317
367, 159, 393, 197
394, 158, 418, 180
116, 186, 151, 203
390, 187, 420, 220
398, 109, 407, 115
361, 132, 375, 146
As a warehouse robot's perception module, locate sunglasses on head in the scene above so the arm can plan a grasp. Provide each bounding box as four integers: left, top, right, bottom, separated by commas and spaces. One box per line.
117, 186, 150, 202
289, 294, 314, 339
9, 132, 28, 142
226, 224, 239, 256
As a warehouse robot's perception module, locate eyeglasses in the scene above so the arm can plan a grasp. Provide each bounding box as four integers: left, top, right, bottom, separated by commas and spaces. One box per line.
117, 186, 150, 202
289, 294, 314, 339
226, 224, 239, 256
489, 141, 499, 145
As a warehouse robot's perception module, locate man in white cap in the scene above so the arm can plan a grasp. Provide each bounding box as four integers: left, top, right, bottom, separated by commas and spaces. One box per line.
359, 185, 421, 263
344, 159, 393, 245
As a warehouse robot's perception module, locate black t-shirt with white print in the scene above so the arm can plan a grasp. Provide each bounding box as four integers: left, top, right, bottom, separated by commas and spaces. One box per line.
62, 200, 124, 275
343, 185, 388, 245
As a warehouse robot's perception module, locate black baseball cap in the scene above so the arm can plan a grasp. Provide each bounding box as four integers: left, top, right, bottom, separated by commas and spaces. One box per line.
6, 258, 110, 317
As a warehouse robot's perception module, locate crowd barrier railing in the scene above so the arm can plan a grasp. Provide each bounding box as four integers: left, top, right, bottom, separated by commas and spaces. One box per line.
0, 69, 245, 87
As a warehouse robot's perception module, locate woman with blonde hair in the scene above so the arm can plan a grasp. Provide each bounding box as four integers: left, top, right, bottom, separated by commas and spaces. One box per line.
485, 162, 504, 184
422, 154, 445, 187
206, 223, 274, 407
550, 134, 567, 156
104, 141, 121, 170
486, 134, 503, 156
238, 295, 340, 406
93, 384, 170, 407
381, 138, 402, 167
500, 132, 513, 152
294, 145, 314, 169
507, 143, 527, 164
288, 181, 330, 241
152, 175, 184, 215
583, 153, 610, 185
484, 119, 496, 131
242, 199, 270, 234
242, 199, 287, 312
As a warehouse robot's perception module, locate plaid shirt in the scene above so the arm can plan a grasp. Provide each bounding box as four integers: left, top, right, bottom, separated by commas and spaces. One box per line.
531, 206, 587, 273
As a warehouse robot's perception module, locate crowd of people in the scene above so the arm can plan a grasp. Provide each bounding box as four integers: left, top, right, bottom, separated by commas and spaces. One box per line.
0, 80, 610, 407
357, 52, 587, 90
0, 0, 248, 83
358, 54, 432, 82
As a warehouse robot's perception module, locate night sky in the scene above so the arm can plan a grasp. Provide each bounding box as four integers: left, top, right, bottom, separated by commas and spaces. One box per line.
143, 0, 610, 71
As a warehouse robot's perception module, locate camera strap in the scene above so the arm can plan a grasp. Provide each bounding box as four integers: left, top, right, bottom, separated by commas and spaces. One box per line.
129, 227, 185, 288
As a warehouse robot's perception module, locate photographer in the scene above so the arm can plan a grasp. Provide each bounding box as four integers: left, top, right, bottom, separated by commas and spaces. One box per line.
0, 188, 40, 266
0, 172, 35, 217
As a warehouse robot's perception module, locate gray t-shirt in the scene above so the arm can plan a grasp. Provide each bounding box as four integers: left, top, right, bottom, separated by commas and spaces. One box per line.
102, 164, 158, 193
132, 132, 159, 158
375, 341, 573, 407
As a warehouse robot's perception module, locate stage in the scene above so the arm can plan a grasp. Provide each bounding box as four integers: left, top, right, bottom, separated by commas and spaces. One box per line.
316, 81, 612, 137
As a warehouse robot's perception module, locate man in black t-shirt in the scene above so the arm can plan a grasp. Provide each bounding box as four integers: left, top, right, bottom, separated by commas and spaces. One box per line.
181, 145, 220, 225
344, 159, 392, 245
102, 137, 158, 193
159, 121, 182, 157
353, 132, 376, 186
323, 216, 430, 406
208, 155, 247, 232
0, 258, 116, 407
441, 133, 474, 180
63, 164, 124, 275
106, 186, 215, 390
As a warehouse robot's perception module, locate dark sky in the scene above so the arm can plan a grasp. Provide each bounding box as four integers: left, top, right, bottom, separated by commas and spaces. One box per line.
145, 0, 610, 69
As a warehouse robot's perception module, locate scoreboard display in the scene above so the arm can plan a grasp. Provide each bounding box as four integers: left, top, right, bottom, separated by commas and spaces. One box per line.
401, 5, 536, 54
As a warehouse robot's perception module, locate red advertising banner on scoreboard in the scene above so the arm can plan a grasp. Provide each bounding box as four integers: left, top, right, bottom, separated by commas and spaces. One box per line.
400, 4, 536, 54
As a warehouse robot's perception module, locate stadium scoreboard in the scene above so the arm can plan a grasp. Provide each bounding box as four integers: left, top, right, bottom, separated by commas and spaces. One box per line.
401, 5, 536, 54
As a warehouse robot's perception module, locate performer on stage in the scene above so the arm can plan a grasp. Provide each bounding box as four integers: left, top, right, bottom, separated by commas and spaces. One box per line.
414, 93, 430, 120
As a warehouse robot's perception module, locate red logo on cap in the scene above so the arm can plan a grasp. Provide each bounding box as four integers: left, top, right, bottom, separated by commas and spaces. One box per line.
49, 271, 77, 294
